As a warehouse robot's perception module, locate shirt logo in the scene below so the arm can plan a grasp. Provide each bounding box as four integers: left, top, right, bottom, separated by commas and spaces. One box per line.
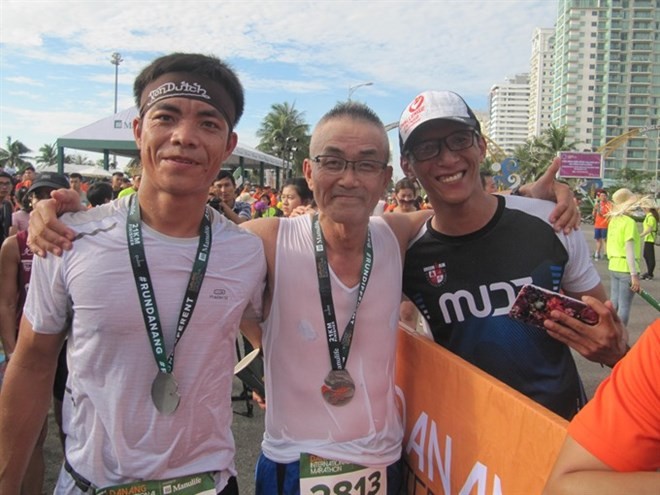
423, 262, 446, 287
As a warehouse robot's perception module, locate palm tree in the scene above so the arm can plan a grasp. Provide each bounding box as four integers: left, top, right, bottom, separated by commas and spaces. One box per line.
540, 124, 581, 157
69, 153, 94, 166
36, 143, 58, 167
256, 102, 310, 177
0, 136, 32, 171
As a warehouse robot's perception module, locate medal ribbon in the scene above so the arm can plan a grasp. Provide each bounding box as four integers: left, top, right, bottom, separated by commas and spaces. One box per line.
311, 213, 373, 371
126, 195, 212, 374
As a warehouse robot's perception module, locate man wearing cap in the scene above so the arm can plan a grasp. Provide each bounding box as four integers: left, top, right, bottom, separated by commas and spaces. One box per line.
0, 172, 69, 495
398, 90, 627, 420
0, 53, 266, 494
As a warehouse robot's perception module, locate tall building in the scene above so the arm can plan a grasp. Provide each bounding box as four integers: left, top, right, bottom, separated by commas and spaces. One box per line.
552, 0, 659, 178
487, 73, 530, 153
529, 28, 556, 138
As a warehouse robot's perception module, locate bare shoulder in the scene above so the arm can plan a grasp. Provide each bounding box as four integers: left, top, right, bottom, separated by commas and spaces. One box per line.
241, 217, 280, 242
381, 210, 432, 243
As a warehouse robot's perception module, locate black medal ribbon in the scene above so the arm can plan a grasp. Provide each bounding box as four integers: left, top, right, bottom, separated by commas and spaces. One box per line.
311, 214, 373, 406
126, 195, 212, 414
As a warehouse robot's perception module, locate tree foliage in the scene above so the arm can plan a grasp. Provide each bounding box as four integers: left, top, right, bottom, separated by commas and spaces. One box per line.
511, 125, 581, 183
0, 136, 32, 171
36, 143, 58, 166
256, 102, 310, 177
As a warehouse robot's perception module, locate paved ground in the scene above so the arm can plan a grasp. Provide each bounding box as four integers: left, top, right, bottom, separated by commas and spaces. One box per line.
37, 224, 658, 493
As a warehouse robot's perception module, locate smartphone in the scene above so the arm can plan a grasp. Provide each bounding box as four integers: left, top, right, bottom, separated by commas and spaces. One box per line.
509, 284, 598, 328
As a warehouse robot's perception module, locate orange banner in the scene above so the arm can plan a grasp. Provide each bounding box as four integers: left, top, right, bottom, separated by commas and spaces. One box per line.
395, 328, 568, 495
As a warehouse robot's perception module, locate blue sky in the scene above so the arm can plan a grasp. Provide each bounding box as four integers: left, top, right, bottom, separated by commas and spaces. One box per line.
0, 0, 558, 179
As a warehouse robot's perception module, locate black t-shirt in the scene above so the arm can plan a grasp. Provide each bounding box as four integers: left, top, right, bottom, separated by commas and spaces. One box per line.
403, 195, 585, 419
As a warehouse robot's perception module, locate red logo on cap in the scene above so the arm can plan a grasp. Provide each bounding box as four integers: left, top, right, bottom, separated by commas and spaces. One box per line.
408, 95, 424, 113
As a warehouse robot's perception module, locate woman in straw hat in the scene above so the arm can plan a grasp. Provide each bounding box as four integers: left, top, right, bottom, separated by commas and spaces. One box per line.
605, 188, 642, 325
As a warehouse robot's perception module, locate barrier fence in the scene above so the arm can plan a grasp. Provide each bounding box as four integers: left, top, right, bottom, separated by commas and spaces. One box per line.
395, 328, 568, 495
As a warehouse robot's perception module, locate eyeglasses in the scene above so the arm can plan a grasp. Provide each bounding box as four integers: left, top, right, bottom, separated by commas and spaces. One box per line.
312, 155, 387, 176
408, 129, 479, 162
0, 181, 12, 188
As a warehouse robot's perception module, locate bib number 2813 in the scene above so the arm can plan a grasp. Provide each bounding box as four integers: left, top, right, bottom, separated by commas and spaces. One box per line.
309, 469, 382, 495
299, 453, 386, 495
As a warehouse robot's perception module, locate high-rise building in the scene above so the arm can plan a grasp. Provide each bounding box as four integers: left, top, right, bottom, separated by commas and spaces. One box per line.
488, 73, 530, 153
529, 28, 556, 138
552, 0, 659, 178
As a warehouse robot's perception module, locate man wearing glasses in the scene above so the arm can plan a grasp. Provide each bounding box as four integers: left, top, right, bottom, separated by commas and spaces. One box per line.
0, 171, 14, 245
241, 102, 428, 494
398, 90, 626, 420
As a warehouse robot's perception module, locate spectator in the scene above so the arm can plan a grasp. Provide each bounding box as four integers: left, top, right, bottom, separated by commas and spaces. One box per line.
9, 186, 30, 235
253, 192, 282, 218
0, 172, 69, 495
388, 178, 419, 213
110, 171, 124, 199
480, 170, 498, 193
605, 188, 642, 325
0, 171, 15, 245
117, 173, 142, 199
279, 177, 313, 217
208, 170, 251, 224
0, 52, 265, 495
86, 181, 114, 207
68, 172, 89, 207
543, 298, 659, 495
639, 200, 658, 280
14, 165, 35, 192
592, 190, 611, 260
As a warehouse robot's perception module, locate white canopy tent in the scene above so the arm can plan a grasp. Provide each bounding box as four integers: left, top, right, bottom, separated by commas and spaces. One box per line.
56, 107, 287, 184
36, 163, 114, 178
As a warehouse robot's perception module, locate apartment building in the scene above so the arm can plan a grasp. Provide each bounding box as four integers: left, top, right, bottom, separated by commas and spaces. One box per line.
488, 73, 530, 153
529, 28, 556, 138
552, 0, 659, 177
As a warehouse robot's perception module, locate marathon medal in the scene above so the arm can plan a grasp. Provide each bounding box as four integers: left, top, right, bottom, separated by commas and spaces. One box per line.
127, 196, 212, 414
312, 214, 373, 407
151, 371, 181, 415
321, 369, 356, 406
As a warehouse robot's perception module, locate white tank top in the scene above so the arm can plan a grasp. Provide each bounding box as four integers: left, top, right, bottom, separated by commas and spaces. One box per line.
261, 215, 404, 465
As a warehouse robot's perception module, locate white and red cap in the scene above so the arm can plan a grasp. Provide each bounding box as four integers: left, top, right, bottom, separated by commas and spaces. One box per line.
399, 90, 481, 150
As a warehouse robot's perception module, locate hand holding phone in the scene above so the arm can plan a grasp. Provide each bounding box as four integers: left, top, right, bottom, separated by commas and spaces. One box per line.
509, 284, 598, 329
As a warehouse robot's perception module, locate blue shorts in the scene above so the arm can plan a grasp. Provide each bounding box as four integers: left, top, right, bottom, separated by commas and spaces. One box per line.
594, 228, 607, 240
255, 452, 402, 495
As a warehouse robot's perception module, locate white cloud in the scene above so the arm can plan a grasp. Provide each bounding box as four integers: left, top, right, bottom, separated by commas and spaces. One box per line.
5, 76, 44, 86
1, 0, 558, 173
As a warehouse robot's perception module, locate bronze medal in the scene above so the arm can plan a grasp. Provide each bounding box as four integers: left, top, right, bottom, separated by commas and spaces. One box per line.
151, 371, 180, 415
321, 369, 355, 406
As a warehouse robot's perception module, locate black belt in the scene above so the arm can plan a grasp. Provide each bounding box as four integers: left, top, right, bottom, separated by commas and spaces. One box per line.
64, 458, 97, 493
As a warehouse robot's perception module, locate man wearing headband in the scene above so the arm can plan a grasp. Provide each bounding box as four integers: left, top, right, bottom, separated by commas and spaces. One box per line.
399, 90, 626, 420
0, 53, 266, 495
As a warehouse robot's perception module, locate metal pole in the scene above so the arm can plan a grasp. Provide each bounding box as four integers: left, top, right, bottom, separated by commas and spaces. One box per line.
110, 52, 123, 169
348, 82, 374, 100
110, 52, 123, 114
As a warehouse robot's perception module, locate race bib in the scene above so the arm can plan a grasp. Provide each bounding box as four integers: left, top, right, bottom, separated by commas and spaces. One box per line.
95, 472, 215, 495
299, 453, 386, 495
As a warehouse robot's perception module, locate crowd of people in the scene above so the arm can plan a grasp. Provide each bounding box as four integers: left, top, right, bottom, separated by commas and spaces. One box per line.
0, 52, 657, 494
